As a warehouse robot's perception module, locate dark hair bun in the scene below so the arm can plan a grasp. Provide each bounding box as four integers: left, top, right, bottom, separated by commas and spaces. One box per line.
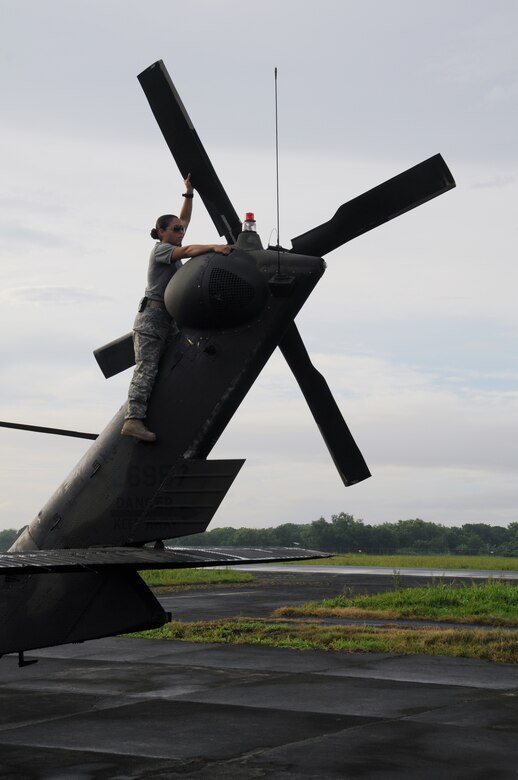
150, 228, 159, 240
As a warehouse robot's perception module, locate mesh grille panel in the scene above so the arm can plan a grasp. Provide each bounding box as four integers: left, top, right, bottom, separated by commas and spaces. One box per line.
208, 267, 255, 310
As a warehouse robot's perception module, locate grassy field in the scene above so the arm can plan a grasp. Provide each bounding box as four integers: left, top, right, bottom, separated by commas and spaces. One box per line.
139, 568, 254, 588
275, 579, 518, 626
130, 555, 518, 663
293, 553, 518, 570
127, 619, 518, 664
128, 576, 518, 662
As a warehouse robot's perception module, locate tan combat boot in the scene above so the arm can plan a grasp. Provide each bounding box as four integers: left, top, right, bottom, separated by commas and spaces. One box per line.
121, 419, 156, 442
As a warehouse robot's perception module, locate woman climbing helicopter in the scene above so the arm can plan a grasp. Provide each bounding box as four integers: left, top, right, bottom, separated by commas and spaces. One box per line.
121, 173, 232, 442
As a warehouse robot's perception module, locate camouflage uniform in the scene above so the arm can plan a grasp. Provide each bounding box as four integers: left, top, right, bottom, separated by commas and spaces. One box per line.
125, 305, 181, 420
125, 241, 182, 421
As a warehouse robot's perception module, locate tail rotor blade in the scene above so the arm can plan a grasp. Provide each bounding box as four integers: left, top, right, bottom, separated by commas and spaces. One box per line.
279, 324, 370, 486
138, 61, 242, 243
291, 154, 455, 257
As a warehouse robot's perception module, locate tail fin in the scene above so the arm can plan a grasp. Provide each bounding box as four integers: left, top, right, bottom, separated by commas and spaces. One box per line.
0, 569, 167, 655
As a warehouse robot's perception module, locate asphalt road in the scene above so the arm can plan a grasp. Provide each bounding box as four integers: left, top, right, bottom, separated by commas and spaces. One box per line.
1, 568, 518, 779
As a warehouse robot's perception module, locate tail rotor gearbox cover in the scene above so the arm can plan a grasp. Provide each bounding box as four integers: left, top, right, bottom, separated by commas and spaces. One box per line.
164, 250, 268, 329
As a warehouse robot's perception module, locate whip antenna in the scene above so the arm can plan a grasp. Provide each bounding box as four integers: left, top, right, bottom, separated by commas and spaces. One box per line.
268, 67, 295, 296
274, 66, 281, 273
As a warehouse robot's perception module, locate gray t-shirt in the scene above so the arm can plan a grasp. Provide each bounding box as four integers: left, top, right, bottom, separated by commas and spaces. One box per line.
144, 242, 182, 301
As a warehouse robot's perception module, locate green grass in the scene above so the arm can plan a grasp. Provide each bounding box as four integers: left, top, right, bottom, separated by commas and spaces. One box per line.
127, 561, 518, 663
275, 579, 518, 626
289, 553, 518, 570
138, 568, 254, 588
126, 618, 518, 664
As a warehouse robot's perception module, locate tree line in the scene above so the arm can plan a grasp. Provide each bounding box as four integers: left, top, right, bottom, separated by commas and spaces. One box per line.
173, 514, 518, 556
2, 515, 518, 555
0, 528, 19, 551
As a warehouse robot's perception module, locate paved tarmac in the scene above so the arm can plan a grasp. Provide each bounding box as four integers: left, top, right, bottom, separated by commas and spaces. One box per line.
1, 571, 518, 779
236, 563, 518, 580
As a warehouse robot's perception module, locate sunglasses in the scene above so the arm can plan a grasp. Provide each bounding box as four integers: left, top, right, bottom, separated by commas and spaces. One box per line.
171, 224, 185, 233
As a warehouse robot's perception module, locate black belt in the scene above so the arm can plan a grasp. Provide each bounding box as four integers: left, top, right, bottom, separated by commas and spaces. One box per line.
139, 297, 167, 312
147, 299, 166, 310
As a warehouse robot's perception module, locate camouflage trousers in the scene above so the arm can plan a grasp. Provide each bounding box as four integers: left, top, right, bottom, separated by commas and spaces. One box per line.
125, 306, 180, 420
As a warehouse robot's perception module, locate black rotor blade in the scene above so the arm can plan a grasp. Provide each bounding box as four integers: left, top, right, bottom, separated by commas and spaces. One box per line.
138, 61, 242, 243
0, 420, 97, 440
279, 324, 370, 486
291, 154, 455, 257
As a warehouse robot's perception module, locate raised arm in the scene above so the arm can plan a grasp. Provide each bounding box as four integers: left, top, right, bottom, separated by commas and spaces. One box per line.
179, 173, 194, 231
173, 172, 232, 258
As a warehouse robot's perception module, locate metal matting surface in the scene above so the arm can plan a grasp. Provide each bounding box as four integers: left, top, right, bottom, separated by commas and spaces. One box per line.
0, 546, 328, 574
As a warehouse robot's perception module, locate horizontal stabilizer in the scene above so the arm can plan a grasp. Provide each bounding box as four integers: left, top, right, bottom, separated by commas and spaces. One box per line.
0, 546, 329, 574
291, 154, 455, 257
125, 458, 246, 544
94, 332, 134, 378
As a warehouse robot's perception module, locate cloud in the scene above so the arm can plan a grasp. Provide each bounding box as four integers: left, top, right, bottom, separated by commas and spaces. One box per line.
208, 348, 518, 477
0, 221, 69, 251
471, 175, 516, 189
487, 81, 518, 102
1, 1, 518, 535
1, 285, 113, 305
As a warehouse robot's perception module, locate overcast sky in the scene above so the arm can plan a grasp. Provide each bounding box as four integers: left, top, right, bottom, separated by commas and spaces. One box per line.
1, 0, 518, 533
